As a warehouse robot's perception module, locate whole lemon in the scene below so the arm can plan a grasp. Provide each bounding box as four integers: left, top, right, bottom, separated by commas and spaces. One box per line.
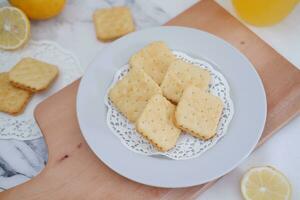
9, 0, 66, 20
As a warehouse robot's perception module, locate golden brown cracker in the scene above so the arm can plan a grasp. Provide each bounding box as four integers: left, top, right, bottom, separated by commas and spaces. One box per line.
129, 41, 175, 85
175, 86, 223, 140
136, 94, 181, 152
161, 59, 211, 103
93, 7, 135, 41
109, 67, 162, 122
0, 73, 31, 115
9, 57, 58, 92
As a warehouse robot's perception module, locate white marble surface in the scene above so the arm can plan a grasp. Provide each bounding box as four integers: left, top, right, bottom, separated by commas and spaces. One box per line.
0, 0, 299, 198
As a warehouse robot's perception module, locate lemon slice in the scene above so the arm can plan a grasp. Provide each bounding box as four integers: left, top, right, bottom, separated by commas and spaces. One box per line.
0, 7, 30, 50
241, 166, 291, 200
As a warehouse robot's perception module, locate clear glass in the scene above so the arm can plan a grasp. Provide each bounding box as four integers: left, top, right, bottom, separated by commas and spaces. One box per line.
232, 0, 299, 26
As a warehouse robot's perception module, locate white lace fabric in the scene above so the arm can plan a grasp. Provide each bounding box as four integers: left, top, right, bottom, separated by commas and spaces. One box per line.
0, 40, 83, 140
105, 51, 234, 160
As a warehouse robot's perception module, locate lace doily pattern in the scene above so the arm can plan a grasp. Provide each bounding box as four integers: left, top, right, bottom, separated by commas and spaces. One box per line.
105, 51, 234, 160
0, 40, 83, 140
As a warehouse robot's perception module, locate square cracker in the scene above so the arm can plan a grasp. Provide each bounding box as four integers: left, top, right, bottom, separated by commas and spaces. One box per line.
9, 57, 58, 92
175, 86, 223, 140
109, 68, 162, 122
161, 59, 211, 103
136, 94, 181, 152
129, 41, 176, 85
93, 7, 135, 41
0, 73, 31, 115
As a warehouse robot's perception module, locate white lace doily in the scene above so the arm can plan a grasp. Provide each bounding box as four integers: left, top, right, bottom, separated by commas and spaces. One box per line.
105, 51, 234, 160
0, 40, 83, 140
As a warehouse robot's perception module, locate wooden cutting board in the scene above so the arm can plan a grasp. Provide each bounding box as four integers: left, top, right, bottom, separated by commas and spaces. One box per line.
1, 0, 299, 199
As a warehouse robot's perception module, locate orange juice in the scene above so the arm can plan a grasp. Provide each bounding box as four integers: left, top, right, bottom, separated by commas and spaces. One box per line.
232, 0, 299, 26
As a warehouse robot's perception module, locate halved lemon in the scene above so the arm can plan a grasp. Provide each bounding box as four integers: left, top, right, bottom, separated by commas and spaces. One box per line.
0, 7, 30, 50
241, 166, 292, 200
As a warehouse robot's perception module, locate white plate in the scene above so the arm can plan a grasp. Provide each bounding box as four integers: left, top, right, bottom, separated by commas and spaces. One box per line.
77, 26, 267, 188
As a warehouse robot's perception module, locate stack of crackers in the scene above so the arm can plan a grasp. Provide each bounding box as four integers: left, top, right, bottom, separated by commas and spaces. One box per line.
0, 57, 58, 115
109, 41, 224, 152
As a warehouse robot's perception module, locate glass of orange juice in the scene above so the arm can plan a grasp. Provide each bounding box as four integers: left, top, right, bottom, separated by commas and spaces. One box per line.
232, 0, 299, 26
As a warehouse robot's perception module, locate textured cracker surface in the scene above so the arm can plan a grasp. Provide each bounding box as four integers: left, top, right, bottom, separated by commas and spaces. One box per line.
109, 68, 162, 122
0, 73, 31, 115
161, 60, 211, 103
129, 41, 176, 85
93, 7, 135, 41
175, 86, 223, 140
9, 57, 58, 92
136, 94, 181, 152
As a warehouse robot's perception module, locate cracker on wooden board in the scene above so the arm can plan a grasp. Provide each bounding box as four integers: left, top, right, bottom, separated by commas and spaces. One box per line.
136, 94, 181, 152
109, 67, 162, 122
129, 41, 176, 85
0, 73, 32, 115
9, 57, 59, 92
93, 7, 135, 41
175, 86, 223, 140
161, 59, 211, 103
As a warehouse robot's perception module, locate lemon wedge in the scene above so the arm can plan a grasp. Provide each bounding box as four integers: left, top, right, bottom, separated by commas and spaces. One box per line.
241, 166, 291, 200
0, 7, 30, 50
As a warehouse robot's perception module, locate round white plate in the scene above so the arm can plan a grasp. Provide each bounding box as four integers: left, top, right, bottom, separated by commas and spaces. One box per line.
77, 26, 267, 188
